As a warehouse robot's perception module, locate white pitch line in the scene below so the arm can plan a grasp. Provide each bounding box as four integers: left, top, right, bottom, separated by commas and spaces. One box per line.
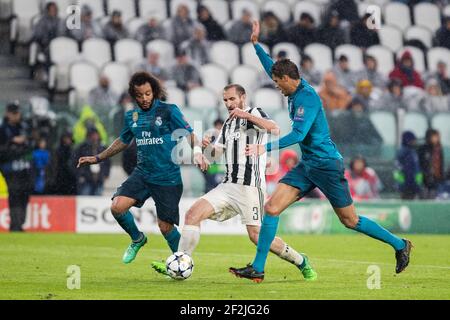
153, 249, 450, 270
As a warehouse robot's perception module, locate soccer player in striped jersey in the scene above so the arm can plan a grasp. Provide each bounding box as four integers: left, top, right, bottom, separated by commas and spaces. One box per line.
152, 84, 317, 281
229, 21, 412, 282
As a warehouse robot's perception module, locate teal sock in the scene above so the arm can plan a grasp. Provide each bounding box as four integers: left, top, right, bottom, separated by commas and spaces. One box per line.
114, 211, 142, 242
354, 215, 405, 251
252, 215, 279, 273
164, 227, 181, 253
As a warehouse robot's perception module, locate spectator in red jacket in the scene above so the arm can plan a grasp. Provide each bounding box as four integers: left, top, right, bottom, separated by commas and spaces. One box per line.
389, 50, 424, 89
345, 155, 382, 200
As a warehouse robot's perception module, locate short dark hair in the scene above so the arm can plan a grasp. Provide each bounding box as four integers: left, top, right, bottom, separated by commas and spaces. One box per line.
128, 72, 167, 101
223, 84, 246, 96
271, 59, 300, 80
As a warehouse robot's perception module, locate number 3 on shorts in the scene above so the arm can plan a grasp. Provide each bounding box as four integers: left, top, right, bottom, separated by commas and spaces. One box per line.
252, 207, 259, 220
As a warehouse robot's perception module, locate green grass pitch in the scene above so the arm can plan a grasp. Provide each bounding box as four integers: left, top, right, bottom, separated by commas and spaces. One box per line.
0, 233, 449, 300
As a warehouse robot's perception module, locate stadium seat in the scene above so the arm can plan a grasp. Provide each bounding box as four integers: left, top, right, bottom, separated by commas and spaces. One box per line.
68, 61, 99, 108
139, 0, 167, 20
445, 4, 450, 18
369, 111, 397, 146
170, 0, 197, 20
231, 0, 260, 20
252, 88, 283, 115
404, 26, 433, 49
431, 113, 450, 147
293, 1, 321, 25
335, 44, 364, 72
262, 0, 291, 24
114, 38, 144, 67
241, 42, 270, 70
166, 86, 186, 107
187, 87, 219, 109
396, 46, 425, 73
106, 0, 136, 22
366, 45, 395, 77
413, 3, 441, 33
146, 39, 175, 69
127, 17, 147, 37
81, 38, 112, 69
403, 111, 429, 139
384, 2, 411, 32
427, 47, 450, 73
199, 63, 229, 96
202, 0, 230, 25
378, 24, 403, 52
179, 107, 209, 131
10, 0, 40, 46
48, 37, 80, 92
76, 0, 105, 19
181, 166, 206, 197
101, 62, 131, 96
230, 65, 259, 94
304, 43, 333, 74
273, 109, 291, 135
272, 42, 301, 65
210, 41, 240, 72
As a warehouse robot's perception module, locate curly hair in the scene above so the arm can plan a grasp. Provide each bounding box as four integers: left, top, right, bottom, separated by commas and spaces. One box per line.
128, 72, 167, 101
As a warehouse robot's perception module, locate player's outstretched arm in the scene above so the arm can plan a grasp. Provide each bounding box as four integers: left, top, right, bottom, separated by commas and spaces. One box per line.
77, 138, 128, 168
251, 20, 274, 79
186, 133, 210, 172
229, 108, 280, 135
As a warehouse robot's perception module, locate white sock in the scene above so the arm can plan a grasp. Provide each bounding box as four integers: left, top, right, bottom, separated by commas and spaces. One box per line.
178, 225, 200, 256
278, 243, 304, 267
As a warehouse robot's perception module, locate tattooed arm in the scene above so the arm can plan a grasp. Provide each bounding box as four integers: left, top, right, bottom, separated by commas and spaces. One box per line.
77, 138, 128, 168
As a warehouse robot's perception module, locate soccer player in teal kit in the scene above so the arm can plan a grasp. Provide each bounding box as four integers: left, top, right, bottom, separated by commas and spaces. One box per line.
229, 21, 412, 282
78, 72, 209, 265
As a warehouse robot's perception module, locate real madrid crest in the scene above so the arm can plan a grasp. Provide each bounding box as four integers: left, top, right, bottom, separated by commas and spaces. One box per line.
155, 116, 162, 126
132, 111, 138, 127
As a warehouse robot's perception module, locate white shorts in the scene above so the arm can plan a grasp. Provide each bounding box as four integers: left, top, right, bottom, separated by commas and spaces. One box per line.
201, 183, 265, 226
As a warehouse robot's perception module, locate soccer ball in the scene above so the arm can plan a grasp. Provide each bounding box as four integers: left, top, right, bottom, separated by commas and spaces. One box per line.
165, 251, 194, 280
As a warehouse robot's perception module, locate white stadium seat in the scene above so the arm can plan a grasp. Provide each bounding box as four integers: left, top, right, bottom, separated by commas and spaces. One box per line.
101, 62, 131, 95
166, 86, 186, 107
404, 26, 433, 49
366, 45, 394, 77
369, 111, 397, 146
403, 111, 428, 139
378, 24, 403, 52
262, 0, 291, 24
114, 38, 144, 67
231, 0, 260, 20
304, 43, 333, 73
48, 37, 80, 91
241, 42, 270, 70
272, 42, 301, 64
230, 65, 259, 94
106, 0, 136, 22
427, 47, 450, 73
396, 46, 425, 73
210, 41, 240, 72
335, 44, 364, 72
139, 0, 167, 20
127, 17, 147, 38
199, 63, 229, 96
431, 113, 450, 147
10, 0, 40, 44
414, 3, 441, 33
187, 87, 219, 109
82, 38, 112, 69
146, 39, 175, 69
252, 88, 283, 115
202, 0, 230, 25
384, 2, 411, 32
69, 61, 99, 107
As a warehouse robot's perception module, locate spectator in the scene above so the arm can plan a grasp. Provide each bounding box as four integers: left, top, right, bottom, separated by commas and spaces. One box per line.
134, 49, 169, 82
74, 127, 110, 195
287, 12, 318, 51
54, 130, 76, 195
389, 50, 424, 89
394, 131, 423, 200
0, 103, 33, 232
418, 129, 445, 199
197, 5, 226, 41
73, 105, 108, 145
202, 118, 226, 193
428, 61, 450, 95
356, 55, 387, 90
266, 149, 299, 195
332, 55, 358, 93
32, 137, 50, 194
328, 0, 359, 24
169, 4, 195, 49
228, 9, 253, 46
351, 79, 377, 111
67, 4, 103, 43
259, 11, 287, 49
350, 13, 380, 49
345, 155, 382, 200
103, 10, 129, 45
373, 78, 407, 111
88, 75, 120, 115
435, 16, 450, 49
319, 71, 352, 111
135, 16, 166, 45
32, 2, 63, 57
318, 10, 346, 50
418, 78, 450, 113
170, 49, 202, 91
180, 23, 210, 67
300, 54, 322, 87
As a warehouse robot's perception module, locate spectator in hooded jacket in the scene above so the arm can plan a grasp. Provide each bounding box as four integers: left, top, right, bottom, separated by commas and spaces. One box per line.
345, 155, 382, 200
197, 5, 226, 41
318, 10, 346, 50
435, 16, 450, 50
389, 50, 424, 89
287, 12, 318, 51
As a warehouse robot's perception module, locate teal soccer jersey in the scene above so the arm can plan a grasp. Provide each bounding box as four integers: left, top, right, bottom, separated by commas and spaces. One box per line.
119, 99, 193, 186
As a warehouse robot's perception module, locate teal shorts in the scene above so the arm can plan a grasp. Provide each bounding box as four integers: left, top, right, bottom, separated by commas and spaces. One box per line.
279, 158, 353, 208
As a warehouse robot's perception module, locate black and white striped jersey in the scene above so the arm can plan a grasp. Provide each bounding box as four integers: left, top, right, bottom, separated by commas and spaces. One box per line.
214, 107, 270, 189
